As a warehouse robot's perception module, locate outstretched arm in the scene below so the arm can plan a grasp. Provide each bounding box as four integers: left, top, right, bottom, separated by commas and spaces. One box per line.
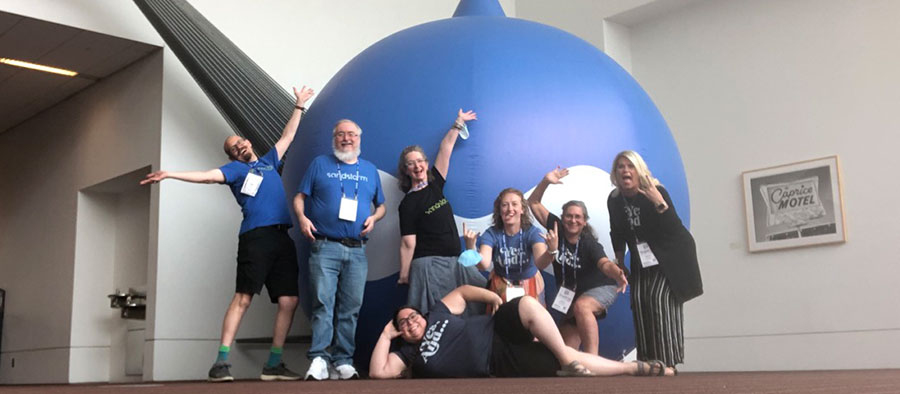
140, 169, 225, 185
599, 257, 628, 293
274, 85, 315, 160
369, 321, 408, 379
527, 167, 569, 227
434, 109, 476, 178
441, 285, 502, 315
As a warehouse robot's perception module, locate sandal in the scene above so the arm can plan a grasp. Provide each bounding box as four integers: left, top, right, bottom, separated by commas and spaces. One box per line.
557, 360, 595, 377
634, 360, 667, 376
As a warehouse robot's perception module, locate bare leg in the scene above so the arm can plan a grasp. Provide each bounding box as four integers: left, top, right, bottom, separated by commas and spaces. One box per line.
272, 296, 299, 348
220, 293, 253, 347
572, 296, 604, 355
560, 322, 581, 350
516, 296, 673, 376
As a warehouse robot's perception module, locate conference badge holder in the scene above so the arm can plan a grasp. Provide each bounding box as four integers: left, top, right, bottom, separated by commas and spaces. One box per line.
637, 241, 659, 268
551, 286, 576, 314
339, 196, 358, 222
240, 171, 263, 197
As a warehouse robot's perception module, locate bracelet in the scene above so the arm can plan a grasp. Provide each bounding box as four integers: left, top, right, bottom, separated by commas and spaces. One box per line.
295, 105, 307, 113
452, 122, 464, 130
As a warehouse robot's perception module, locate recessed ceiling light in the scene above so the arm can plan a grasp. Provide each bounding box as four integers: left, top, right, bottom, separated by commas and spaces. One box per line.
0, 58, 78, 77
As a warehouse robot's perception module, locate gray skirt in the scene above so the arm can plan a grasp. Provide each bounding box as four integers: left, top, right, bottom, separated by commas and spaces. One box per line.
407, 255, 487, 315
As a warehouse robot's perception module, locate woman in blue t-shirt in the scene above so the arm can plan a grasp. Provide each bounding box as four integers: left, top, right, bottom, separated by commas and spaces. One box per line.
464, 188, 555, 312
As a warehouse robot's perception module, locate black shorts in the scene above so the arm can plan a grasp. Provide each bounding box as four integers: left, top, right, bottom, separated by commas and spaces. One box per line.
236, 225, 299, 303
489, 297, 561, 377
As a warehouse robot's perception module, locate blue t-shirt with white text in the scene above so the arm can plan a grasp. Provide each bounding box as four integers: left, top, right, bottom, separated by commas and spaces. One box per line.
219, 149, 292, 234
480, 226, 544, 281
297, 154, 385, 240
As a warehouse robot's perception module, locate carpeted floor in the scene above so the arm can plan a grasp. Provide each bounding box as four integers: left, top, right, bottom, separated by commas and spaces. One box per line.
2, 370, 900, 394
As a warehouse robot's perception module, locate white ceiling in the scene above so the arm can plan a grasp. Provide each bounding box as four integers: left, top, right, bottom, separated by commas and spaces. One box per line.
0, 10, 159, 134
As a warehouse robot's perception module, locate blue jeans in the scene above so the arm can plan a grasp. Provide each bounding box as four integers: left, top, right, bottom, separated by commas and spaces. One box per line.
306, 239, 368, 366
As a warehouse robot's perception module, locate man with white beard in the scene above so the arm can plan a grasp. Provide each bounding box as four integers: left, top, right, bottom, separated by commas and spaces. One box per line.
293, 119, 386, 380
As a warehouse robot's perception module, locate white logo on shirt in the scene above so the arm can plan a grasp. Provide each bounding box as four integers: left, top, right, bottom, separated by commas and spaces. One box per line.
419, 319, 449, 364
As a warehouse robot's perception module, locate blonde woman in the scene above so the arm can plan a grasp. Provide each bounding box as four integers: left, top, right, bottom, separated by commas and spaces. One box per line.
607, 150, 702, 371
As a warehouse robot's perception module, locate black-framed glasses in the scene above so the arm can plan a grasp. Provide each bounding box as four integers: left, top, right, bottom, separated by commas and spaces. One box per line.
397, 311, 419, 329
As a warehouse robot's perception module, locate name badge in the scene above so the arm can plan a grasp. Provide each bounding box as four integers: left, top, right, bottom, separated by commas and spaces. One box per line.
339, 196, 358, 222
551, 286, 576, 314
637, 241, 659, 268
505, 285, 525, 301
240, 171, 263, 196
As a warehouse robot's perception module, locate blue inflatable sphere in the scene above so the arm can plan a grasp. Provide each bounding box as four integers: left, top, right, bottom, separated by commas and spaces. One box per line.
282, 1, 690, 369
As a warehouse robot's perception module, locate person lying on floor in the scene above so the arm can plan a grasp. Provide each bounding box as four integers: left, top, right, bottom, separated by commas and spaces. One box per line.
369, 285, 674, 378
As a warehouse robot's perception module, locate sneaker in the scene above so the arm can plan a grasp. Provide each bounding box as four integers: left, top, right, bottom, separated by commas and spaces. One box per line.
208, 362, 234, 382
304, 356, 330, 381
260, 362, 301, 381
334, 364, 360, 380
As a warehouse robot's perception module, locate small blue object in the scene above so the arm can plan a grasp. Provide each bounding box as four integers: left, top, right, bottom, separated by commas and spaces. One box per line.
457, 249, 482, 267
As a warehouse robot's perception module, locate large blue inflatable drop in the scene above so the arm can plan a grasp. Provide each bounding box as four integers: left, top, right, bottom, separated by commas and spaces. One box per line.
282, 0, 691, 369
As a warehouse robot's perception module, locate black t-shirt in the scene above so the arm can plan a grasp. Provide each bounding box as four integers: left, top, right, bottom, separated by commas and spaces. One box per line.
394, 301, 494, 378
398, 167, 462, 258
546, 213, 613, 293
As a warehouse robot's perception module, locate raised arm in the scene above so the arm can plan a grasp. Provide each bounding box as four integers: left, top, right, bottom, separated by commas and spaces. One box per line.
274, 85, 315, 160
433, 109, 476, 178
441, 285, 502, 315
140, 169, 225, 185
536, 222, 559, 270
527, 167, 569, 227
462, 223, 491, 271
369, 321, 408, 379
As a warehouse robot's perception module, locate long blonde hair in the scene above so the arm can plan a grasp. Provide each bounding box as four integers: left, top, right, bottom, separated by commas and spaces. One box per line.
609, 150, 661, 196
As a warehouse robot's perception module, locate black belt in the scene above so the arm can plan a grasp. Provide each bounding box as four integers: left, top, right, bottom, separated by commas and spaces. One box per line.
315, 235, 364, 248
268, 224, 290, 231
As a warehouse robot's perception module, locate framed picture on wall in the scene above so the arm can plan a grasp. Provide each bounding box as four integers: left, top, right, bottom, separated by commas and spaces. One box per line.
742, 156, 846, 252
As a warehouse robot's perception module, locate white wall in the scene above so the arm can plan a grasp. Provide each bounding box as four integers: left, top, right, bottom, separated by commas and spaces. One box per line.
0, 49, 162, 384
624, 0, 900, 371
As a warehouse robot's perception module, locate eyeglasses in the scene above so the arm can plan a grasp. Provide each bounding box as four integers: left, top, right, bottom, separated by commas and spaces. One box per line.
227, 138, 246, 155
405, 158, 426, 167
397, 311, 419, 329
334, 131, 359, 138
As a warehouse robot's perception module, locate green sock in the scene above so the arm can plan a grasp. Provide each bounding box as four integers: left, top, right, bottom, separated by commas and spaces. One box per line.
216, 345, 230, 363
266, 347, 283, 368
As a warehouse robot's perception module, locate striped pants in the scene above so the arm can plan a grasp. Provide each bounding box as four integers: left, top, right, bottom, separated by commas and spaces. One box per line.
631, 265, 684, 367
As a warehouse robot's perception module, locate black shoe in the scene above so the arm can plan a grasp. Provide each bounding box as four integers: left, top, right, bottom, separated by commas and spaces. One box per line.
261, 362, 302, 381
208, 362, 234, 382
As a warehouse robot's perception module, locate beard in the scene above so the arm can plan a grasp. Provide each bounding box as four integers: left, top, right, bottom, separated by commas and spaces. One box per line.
333, 146, 361, 162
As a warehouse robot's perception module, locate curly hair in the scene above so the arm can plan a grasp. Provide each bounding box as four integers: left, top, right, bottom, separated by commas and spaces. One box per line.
396, 145, 433, 192
491, 188, 533, 230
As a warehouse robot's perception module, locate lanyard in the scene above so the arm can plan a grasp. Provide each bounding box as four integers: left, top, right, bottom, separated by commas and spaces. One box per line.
559, 236, 579, 289
498, 229, 524, 278
336, 161, 360, 199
